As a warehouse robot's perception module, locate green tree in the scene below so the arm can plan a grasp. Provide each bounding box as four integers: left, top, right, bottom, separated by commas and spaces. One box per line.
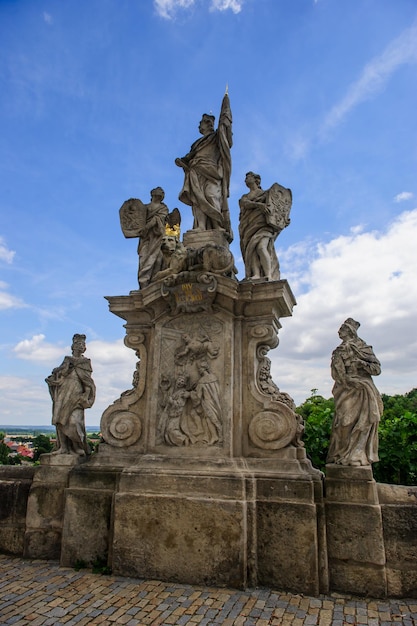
297, 388, 417, 485
32, 434, 53, 461
296, 390, 334, 472
373, 401, 417, 486
0, 431, 11, 465
0, 432, 22, 465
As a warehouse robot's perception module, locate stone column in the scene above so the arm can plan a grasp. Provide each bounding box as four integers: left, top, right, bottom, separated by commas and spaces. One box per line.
325, 464, 387, 597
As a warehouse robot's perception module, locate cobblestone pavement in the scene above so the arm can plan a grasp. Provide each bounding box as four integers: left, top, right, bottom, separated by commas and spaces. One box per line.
1, 555, 416, 626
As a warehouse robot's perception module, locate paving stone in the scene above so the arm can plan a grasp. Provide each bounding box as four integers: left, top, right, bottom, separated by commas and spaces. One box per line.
1, 555, 417, 626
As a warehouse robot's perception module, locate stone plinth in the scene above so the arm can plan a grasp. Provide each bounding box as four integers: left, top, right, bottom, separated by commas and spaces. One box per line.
325, 464, 387, 597
24, 453, 88, 560
378, 483, 417, 598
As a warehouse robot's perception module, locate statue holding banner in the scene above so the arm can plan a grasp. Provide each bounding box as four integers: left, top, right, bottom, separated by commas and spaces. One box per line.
175, 91, 233, 242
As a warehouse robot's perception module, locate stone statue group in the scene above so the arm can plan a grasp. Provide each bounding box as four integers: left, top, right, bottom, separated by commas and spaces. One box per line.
45, 92, 384, 470
119, 92, 292, 289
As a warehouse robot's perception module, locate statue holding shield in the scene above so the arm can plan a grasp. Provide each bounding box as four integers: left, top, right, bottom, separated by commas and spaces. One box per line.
238, 172, 292, 281
120, 188, 181, 288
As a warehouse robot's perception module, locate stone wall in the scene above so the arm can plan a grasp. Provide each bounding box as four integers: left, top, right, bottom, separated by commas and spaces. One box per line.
0, 466, 34, 556
0, 464, 416, 598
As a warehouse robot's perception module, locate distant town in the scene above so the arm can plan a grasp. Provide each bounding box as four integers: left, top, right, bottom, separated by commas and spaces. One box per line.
0, 426, 101, 464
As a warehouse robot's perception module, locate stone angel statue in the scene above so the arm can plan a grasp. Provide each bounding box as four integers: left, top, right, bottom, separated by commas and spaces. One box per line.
119, 188, 181, 288
239, 171, 292, 281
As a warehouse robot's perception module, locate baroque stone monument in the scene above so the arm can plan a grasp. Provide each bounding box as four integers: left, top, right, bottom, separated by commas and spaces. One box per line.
8, 93, 415, 599
23, 91, 328, 595
57, 90, 326, 595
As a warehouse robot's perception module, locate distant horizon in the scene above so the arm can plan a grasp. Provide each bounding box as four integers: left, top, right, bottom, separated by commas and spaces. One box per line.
1, 425, 101, 433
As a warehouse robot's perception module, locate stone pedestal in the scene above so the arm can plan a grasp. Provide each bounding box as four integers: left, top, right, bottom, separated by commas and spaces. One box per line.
325, 464, 387, 597
108, 458, 325, 593
56, 275, 328, 594
24, 453, 87, 560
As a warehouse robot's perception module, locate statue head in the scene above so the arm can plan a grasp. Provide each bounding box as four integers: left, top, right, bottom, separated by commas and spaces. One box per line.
339, 318, 360, 340
245, 171, 261, 188
150, 187, 165, 201
176, 375, 187, 388
198, 360, 210, 375
71, 334, 86, 357
161, 235, 178, 254
199, 114, 215, 135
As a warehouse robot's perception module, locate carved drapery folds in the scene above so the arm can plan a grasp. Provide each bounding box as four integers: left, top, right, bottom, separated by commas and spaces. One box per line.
100, 331, 147, 448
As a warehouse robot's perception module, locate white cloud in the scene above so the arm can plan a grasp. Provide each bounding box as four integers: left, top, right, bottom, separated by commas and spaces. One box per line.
154, 0, 243, 19
210, 0, 242, 13
0, 281, 25, 310
0, 237, 15, 264
394, 191, 413, 203
154, 0, 195, 19
9, 336, 137, 426
13, 334, 66, 362
321, 19, 417, 135
272, 208, 417, 404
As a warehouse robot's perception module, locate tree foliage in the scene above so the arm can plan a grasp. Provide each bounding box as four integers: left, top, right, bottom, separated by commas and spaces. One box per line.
32, 434, 54, 461
296, 390, 334, 472
297, 388, 417, 485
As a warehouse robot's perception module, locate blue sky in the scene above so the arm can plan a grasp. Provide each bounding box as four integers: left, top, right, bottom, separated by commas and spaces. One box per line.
1, 0, 416, 426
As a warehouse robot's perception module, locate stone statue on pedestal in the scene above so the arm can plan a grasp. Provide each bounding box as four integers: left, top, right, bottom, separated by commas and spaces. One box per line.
175, 91, 233, 242
45, 334, 95, 456
327, 318, 383, 467
119, 187, 169, 288
239, 171, 291, 281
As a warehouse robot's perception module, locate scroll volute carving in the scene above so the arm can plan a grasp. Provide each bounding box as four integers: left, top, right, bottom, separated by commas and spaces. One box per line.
247, 324, 301, 451
100, 331, 147, 448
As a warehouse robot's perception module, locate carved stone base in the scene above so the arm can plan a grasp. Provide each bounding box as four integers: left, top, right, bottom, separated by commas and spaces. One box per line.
59, 459, 326, 595
325, 464, 387, 597
23, 454, 88, 560
183, 228, 229, 249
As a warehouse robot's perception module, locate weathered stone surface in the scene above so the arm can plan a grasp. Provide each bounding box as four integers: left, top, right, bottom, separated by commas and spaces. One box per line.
378, 483, 417, 598
24, 455, 85, 560
328, 560, 387, 598
113, 492, 246, 587
0, 467, 34, 556
257, 501, 319, 595
61, 488, 113, 567
325, 465, 387, 597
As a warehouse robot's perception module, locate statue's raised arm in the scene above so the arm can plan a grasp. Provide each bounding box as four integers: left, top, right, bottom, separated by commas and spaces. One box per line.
175, 91, 233, 242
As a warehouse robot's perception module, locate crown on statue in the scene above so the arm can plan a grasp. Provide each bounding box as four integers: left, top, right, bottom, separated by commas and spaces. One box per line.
165, 222, 181, 238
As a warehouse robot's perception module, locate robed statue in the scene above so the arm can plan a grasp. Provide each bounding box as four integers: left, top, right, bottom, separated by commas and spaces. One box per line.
239, 171, 291, 281
175, 91, 233, 242
46, 334, 96, 456
327, 319, 383, 467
